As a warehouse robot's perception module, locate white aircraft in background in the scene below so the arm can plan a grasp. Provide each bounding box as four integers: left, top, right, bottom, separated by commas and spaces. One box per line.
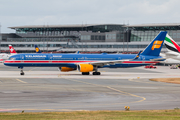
0, 44, 43, 63
160, 34, 180, 64
0, 45, 17, 62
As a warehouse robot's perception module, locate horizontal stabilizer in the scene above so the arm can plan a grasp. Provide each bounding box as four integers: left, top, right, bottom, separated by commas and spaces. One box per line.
133, 50, 142, 60
150, 58, 166, 61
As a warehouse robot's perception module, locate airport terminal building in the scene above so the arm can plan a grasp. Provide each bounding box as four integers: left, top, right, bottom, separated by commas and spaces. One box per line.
1, 23, 180, 53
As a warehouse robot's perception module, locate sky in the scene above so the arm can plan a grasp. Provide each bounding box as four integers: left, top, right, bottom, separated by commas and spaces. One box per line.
0, 0, 180, 33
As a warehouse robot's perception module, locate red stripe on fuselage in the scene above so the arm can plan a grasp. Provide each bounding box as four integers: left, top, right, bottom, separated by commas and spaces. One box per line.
4, 60, 159, 64
122, 61, 159, 63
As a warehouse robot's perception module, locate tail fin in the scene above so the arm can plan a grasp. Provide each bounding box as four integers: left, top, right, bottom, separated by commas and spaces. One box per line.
9, 45, 17, 54
141, 31, 167, 56
164, 34, 180, 53
35, 45, 41, 53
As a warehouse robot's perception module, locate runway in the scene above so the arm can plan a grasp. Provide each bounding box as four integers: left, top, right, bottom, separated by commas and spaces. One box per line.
0, 63, 180, 112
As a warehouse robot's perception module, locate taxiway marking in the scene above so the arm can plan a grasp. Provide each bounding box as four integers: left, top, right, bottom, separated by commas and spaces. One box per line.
64, 78, 146, 104
16, 79, 27, 83
28, 67, 37, 71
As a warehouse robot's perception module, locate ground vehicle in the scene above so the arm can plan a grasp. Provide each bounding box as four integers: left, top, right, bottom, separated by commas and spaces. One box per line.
170, 65, 178, 69
145, 65, 157, 69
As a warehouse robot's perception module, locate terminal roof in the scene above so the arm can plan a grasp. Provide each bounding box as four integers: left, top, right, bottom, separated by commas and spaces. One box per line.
9, 24, 124, 32
124, 23, 180, 30
9, 24, 123, 29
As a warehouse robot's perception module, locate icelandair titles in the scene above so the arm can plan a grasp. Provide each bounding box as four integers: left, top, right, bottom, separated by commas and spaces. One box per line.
25, 55, 62, 58
25, 55, 46, 57
53, 55, 62, 57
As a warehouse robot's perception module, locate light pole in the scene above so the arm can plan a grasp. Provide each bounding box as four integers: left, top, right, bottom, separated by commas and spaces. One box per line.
0, 23, 1, 53
126, 21, 129, 52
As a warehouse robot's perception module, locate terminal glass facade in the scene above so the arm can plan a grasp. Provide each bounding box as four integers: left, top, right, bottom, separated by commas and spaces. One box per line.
130, 31, 159, 42
129, 25, 180, 42
130, 30, 180, 42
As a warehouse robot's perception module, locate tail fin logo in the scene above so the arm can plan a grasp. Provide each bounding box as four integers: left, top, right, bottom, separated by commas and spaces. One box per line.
9, 45, 17, 53
10, 48, 14, 52
151, 40, 163, 50
35, 48, 40, 53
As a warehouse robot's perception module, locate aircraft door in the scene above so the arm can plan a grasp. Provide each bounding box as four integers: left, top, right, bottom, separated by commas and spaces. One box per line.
142, 56, 145, 63
48, 55, 52, 63
20, 55, 24, 63
142, 56, 145, 60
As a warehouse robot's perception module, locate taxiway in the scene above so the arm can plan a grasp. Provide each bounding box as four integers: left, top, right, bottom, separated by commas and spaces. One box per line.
0, 63, 180, 112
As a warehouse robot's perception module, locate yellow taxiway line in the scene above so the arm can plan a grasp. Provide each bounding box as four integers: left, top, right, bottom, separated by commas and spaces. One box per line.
16, 79, 27, 83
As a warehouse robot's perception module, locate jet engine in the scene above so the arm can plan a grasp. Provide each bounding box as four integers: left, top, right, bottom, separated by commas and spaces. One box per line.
78, 64, 94, 72
59, 67, 76, 72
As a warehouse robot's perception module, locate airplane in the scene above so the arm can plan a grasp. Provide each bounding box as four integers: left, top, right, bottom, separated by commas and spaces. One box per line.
4, 31, 167, 75
0, 45, 17, 62
35, 45, 41, 53
9, 45, 17, 54
160, 34, 180, 64
0, 45, 42, 63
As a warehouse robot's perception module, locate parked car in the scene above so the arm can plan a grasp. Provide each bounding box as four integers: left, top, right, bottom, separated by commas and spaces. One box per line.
144, 65, 157, 69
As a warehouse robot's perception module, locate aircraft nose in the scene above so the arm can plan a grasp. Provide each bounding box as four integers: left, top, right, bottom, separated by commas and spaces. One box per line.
3, 60, 9, 65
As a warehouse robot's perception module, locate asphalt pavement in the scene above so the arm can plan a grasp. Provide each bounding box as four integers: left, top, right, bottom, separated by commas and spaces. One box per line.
0, 63, 180, 112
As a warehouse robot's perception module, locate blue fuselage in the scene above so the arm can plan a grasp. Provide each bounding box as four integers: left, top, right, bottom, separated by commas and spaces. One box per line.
4, 53, 162, 69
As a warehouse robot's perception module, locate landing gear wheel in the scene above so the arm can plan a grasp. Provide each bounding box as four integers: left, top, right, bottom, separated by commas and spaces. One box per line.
20, 72, 24, 75
92, 66, 101, 75
20, 69, 25, 75
93, 72, 101, 75
82, 72, 89, 75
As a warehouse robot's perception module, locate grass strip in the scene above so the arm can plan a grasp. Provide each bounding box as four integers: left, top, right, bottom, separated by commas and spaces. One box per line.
0, 110, 180, 120
150, 78, 180, 84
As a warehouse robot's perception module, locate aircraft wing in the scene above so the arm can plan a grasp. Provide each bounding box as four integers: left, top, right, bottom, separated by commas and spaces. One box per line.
150, 58, 166, 61
77, 59, 130, 67
76, 51, 141, 66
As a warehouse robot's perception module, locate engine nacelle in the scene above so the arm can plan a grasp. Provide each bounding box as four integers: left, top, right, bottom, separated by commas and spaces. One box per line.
59, 67, 76, 72
78, 64, 94, 72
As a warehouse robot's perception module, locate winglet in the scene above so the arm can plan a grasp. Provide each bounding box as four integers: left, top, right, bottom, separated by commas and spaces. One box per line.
141, 31, 167, 56
133, 51, 142, 60
76, 51, 80, 54
35, 45, 41, 53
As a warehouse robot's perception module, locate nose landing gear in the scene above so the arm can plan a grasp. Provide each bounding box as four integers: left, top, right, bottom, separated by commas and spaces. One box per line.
19, 67, 25, 75
20, 69, 24, 75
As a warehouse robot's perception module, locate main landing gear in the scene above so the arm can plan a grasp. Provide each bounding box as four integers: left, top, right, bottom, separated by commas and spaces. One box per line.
81, 72, 100, 75
92, 72, 100, 75
93, 66, 101, 75
81, 66, 101, 75
19, 67, 25, 75
82, 72, 90, 75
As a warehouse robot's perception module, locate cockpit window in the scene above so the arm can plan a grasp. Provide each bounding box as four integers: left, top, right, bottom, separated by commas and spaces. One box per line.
9, 58, 16, 60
